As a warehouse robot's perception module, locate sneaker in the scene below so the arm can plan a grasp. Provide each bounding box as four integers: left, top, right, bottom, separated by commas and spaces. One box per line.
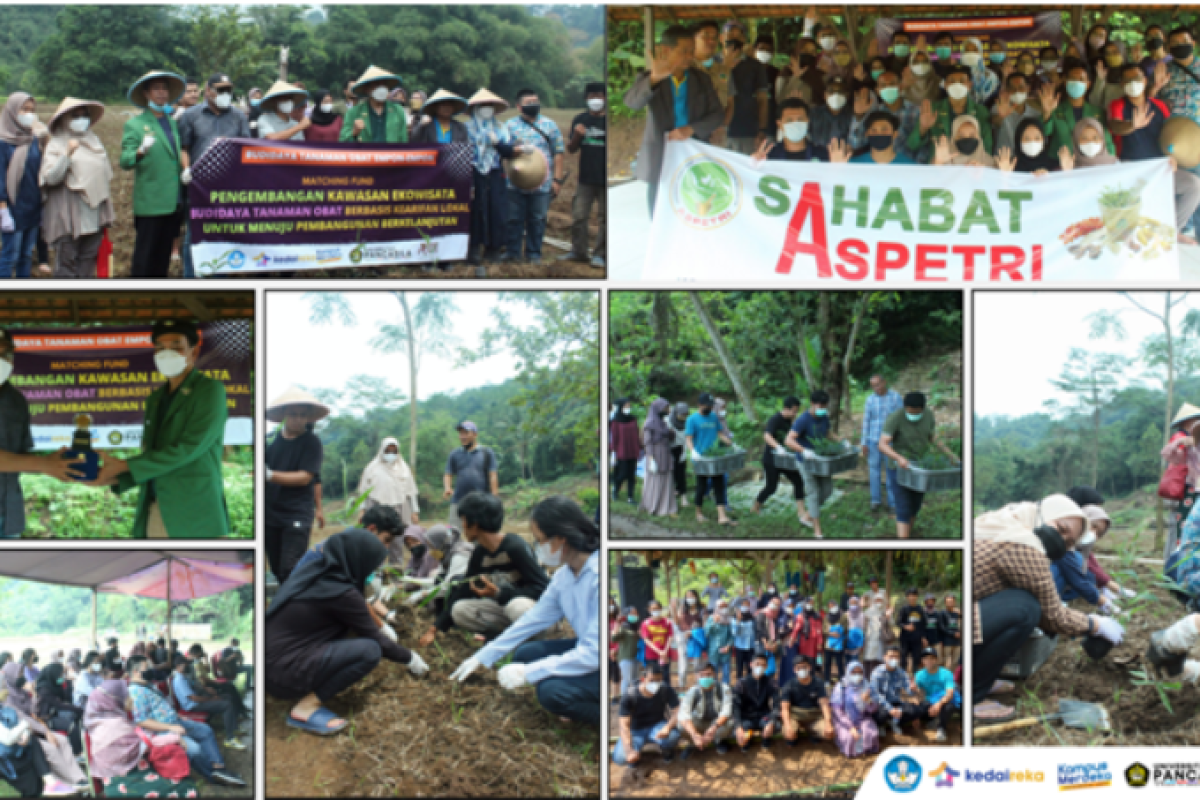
43, 780, 77, 797
935, 728, 947, 742
660, 749, 675, 765
716, 742, 729, 755
760, 738, 771, 750
891, 721, 902, 737
558, 252, 588, 263
870, 503, 881, 513
529, 255, 542, 265
224, 738, 248, 751
591, 255, 605, 269
210, 770, 248, 788
1147, 629, 1188, 679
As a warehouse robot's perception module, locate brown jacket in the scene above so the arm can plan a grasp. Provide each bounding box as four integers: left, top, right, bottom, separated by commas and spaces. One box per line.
973, 540, 1092, 644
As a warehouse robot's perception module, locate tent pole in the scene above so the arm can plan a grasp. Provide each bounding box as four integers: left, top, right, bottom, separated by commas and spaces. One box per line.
91, 590, 97, 652
166, 556, 172, 652
643, 6, 654, 64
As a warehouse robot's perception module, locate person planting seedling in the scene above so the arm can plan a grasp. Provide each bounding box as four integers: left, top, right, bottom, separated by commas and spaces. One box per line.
785, 390, 849, 540
878, 393, 960, 539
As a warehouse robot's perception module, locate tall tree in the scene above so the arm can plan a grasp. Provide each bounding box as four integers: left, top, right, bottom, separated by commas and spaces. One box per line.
1045, 349, 1131, 487
688, 292, 759, 425
186, 6, 274, 89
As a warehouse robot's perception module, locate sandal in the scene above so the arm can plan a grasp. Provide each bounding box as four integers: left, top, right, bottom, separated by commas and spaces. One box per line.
988, 680, 1015, 696
718, 519, 739, 527
798, 517, 814, 529
972, 700, 1016, 724
287, 706, 348, 736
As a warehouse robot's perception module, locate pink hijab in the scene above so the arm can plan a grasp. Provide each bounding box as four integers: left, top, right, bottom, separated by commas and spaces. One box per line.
84, 681, 144, 779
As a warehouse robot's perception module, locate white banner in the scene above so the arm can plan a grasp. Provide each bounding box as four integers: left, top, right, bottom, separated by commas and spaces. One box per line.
31, 419, 253, 450
193, 234, 469, 275
643, 140, 1180, 283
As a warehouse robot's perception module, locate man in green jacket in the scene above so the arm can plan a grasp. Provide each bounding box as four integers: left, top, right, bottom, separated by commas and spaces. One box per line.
340, 65, 408, 144
91, 320, 230, 539
1040, 63, 1115, 157
907, 65, 994, 158
120, 72, 186, 278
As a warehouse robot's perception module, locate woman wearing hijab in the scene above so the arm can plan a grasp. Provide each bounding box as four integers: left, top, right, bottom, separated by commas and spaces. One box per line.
446, 496, 601, 728
668, 401, 690, 509
18, 653, 37, 686
464, 89, 512, 271
1068, 118, 1119, 170
903, 50, 941, 105
266, 529, 428, 737
960, 38, 1000, 104
639, 398, 678, 518
931, 116, 997, 167
400, 526, 438, 578
355, 437, 420, 529
862, 594, 893, 676
84, 679, 200, 797
0, 700, 64, 798
821, 39, 858, 81
400, 523, 475, 610
999, 117, 1068, 175
610, 398, 641, 505
0, 93, 44, 279
34, 665, 82, 757
38, 98, 114, 278
305, 90, 343, 143
829, 661, 880, 757
64, 652, 80, 681
1, 663, 85, 795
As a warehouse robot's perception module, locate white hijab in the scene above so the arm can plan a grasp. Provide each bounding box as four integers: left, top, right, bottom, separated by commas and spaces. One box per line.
973, 494, 1085, 553
355, 436, 419, 506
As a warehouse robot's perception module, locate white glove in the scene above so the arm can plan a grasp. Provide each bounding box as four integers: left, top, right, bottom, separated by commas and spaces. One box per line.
407, 651, 429, 677
378, 585, 398, 604
648, 456, 658, 474
1100, 600, 1122, 617
1092, 615, 1124, 645
1121, 588, 1137, 599
140, 135, 156, 151
497, 663, 528, 691
264, 467, 274, 482
180, 167, 192, 185
610, 453, 617, 468
0, 207, 13, 233
379, 622, 398, 642
691, 449, 702, 461
448, 656, 482, 683
774, 446, 787, 455
405, 589, 429, 606
1101, 587, 1119, 603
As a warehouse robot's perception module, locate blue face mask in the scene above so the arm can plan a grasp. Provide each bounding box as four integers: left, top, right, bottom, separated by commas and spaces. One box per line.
989, 52, 1006, 64
1065, 80, 1088, 99
250, 99, 262, 107
627, 614, 637, 624
698, 676, 715, 689
702, 58, 715, 68
148, 101, 174, 115
871, 69, 884, 81
814, 408, 829, 417
935, 46, 952, 59
906, 412, 923, 422
879, 86, 900, 104
893, 44, 910, 58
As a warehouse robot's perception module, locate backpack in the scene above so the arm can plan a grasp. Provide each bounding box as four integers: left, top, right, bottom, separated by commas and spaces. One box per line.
1165, 540, 1200, 611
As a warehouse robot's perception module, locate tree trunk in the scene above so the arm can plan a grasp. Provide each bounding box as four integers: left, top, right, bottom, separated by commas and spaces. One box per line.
688, 292, 759, 424
795, 314, 815, 389
885, 552, 893, 603
1157, 294, 1176, 554
651, 293, 672, 369
839, 294, 870, 433
399, 293, 419, 469
817, 294, 848, 431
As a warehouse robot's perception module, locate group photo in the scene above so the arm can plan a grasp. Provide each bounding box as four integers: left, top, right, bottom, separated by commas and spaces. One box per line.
262, 291, 601, 798
608, 290, 962, 540
607, 6, 1200, 282
0, 4, 606, 279
0, 290, 254, 540
608, 549, 963, 797
974, 291, 1200, 747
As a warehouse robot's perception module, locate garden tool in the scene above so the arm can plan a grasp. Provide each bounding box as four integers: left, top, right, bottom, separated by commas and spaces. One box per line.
974, 699, 1110, 739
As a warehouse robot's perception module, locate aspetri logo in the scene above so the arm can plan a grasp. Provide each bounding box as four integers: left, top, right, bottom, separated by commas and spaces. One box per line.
884, 755, 922, 793
929, 762, 961, 788
1154, 763, 1200, 787
1058, 762, 1113, 790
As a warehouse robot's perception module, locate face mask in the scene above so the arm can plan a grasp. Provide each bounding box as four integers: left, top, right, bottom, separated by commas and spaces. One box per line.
961, 53, 981, 68
410, 544, 427, 562
1172, 44, 1195, 60
1079, 141, 1103, 157
320, 102, 334, 113
990, 52, 1006, 64
756, 51, 773, 64
622, 406, 631, 415
0, 359, 11, 386
804, 603, 813, 610
90, 663, 101, 673
886, 657, 899, 669
829, 607, 838, 615
69, 117, 90, 133
1021, 140, 1044, 157
277, 100, 295, 115
17, 112, 36, 128
1105, 55, 1124, 68
868, 134, 893, 151
905, 411, 923, 422
154, 349, 188, 378
382, 452, 398, 463
814, 408, 829, 417
789, 589, 798, 596
1066, 80, 1088, 99
1147, 37, 1165, 52
893, 44, 910, 58
871, 69, 884, 81
628, 614, 638, 624
370, 86, 390, 103
651, 609, 662, 618
645, 681, 661, 694
879, 86, 900, 104
935, 46, 952, 59
1090, 35, 1106, 48
214, 93, 233, 109
710, 577, 718, 584
250, 99, 262, 108
797, 669, 810, 680
1042, 59, 1058, 71
702, 57, 714, 68
476, 106, 495, 120
782, 121, 808, 142
767, 588, 776, 595
149, 102, 175, 115
718, 410, 727, 418
912, 62, 932, 76
752, 666, 765, 678
1020, 62, 1036, 75
367, 572, 379, 586
956, 137, 979, 155
850, 601, 860, 609
521, 104, 541, 118
819, 37, 836, 52
848, 674, 863, 686
1125, 81, 1146, 98
1010, 91, 1028, 105
833, 54, 851, 67
1080, 531, 1097, 547
946, 83, 970, 101
686, 597, 696, 605
537, 540, 562, 568
587, 98, 605, 112
741, 605, 750, 613
698, 676, 715, 689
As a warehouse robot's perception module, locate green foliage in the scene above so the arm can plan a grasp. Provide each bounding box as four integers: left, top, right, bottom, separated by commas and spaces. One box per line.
0, 6, 64, 93
1097, 185, 1141, 210
913, 451, 958, 471
808, 438, 845, 457
185, 6, 275, 89
699, 440, 738, 457
577, 487, 600, 515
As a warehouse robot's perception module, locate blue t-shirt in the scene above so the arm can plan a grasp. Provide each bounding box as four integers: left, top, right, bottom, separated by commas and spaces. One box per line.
670, 74, 690, 128
916, 666, 956, 705
685, 411, 722, 454
850, 151, 918, 164
791, 411, 830, 451
825, 623, 844, 651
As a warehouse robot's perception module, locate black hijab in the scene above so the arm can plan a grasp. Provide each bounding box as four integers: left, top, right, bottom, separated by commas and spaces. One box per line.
613, 398, 635, 424
310, 89, 339, 127
1013, 118, 1060, 174
35, 662, 67, 715
267, 528, 386, 618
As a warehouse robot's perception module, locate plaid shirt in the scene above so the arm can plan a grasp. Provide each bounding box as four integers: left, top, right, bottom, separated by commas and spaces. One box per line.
1160, 61, 1200, 123
464, 116, 511, 175
849, 100, 922, 162
869, 664, 915, 712
129, 682, 180, 727
861, 389, 903, 446
973, 541, 1092, 645
504, 114, 565, 194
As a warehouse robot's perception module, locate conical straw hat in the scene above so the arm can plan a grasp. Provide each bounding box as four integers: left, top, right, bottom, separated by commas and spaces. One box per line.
127, 71, 185, 109
352, 66, 402, 95
267, 386, 331, 423
48, 98, 105, 132
262, 81, 309, 104
503, 145, 548, 191
1172, 402, 1200, 430
467, 88, 509, 111
423, 89, 467, 116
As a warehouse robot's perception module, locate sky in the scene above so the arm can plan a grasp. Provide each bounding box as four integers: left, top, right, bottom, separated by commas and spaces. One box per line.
974, 292, 1197, 418
265, 292, 518, 412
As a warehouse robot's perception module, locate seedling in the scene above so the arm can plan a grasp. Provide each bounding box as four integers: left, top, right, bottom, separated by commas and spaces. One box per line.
808, 438, 845, 457
1129, 668, 1180, 715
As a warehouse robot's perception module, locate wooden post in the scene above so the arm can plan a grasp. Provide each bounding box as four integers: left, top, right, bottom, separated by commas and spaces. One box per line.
279, 46, 290, 82
644, 6, 654, 65
90, 590, 98, 652
844, 7, 860, 60
885, 551, 893, 602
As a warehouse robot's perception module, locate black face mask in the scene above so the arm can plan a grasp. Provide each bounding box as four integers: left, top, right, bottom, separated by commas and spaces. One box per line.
799, 53, 817, 68
411, 544, 427, 561
700, 406, 712, 416
521, 104, 541, 118
1147, 37, 1164, 52
14, 678, 26, 690
868, 134, 893, 151
956, 138, 980, 155
1171, 43, 1195, 60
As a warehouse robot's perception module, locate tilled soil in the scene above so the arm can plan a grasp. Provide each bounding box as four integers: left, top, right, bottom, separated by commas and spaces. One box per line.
266, 603, 600, 798
975, 562, 1200, 746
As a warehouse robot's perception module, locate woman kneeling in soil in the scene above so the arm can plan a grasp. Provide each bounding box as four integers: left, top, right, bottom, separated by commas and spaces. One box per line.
266, 529, 430, 736
448, 496, 601, 727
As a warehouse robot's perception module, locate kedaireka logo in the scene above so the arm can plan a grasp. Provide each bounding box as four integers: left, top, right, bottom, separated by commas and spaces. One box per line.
1058, 763, 1113, 790
670, 156, 742, 230
964, 768, 1045, 783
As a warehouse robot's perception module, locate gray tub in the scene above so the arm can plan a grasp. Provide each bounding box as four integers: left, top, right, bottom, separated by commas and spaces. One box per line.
896, 462, 962, 493
804, 445, 858, 477
692, 448, 746, 476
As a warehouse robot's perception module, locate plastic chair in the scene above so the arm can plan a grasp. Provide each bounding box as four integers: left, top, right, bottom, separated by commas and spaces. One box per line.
164, 678, 210, 724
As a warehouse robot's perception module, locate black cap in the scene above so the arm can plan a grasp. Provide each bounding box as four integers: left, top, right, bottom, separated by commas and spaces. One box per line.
826, 76, 848, 91
921, 647, 938, 659
903, 392, 927, 409
868, 575, 879, 584
207, 74, 233, 90
151, 319, 200, 346
925, 593, 937, 601
585, 82, 605, 94
106, 637, 117, 645
698, 392, 715, 406
906, 586, 919, 595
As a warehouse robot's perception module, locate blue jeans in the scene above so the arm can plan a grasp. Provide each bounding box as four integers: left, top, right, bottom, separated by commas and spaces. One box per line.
506, 189, 550, 260
0, 225, 38, 278
867, 441, 898, 508
619, 658, 638, 696
512, 638, 600, 727
179, 717, 221, 778
612, 721, 682, 766
716, 657, 731, 685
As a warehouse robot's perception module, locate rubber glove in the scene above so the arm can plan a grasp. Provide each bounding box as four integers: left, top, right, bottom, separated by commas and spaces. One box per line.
0, 208, 13, 233
498, 663, 528, 691
1121, 588, 1137, 599
648, 456, 657, 474
140, 135, 156, 151
691, 449, 702, 460
774, 446, 787, 455
449, 656, 482, 683
180, 167, 192, 185
1092, 615, 1124, 645
1101, 587, 1118, 603
407, 651, 429, 677
404, 590, 428, 606
1099, 599, 1121, 617
379, 622, 398, 643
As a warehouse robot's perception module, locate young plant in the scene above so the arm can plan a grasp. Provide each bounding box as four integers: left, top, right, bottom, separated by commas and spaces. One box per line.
808, 438, 845, 457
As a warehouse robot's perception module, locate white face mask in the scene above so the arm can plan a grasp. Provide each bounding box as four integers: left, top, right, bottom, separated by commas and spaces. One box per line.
320, 103, 334, 113
17, 113, 36, 129
1042, 60, 1058, 71
961, 53, 981, 67
782, 121, 808, 142
718, 410, 727, 418
826, 93, 847, 111
651, 609, 662, 618
69, 117, 90, 133
1080, 531, 1097, 547
1079, 141, 1104, 158
276, 100, 295, 115
848, 674, 863, 686
756, 51, 773, 64
645, 681, 661, 694
382, 453, 398, 463
622, 406, 631, 415
819, 37, 837, 52
797, 669, 809, 680
0, 359, 12, 386
537, 540, 562, 568
886, 657, 899, 669
476, 106, 495, 120
154, 349, 188, 378
686, 597, 696, 605
1021, 140, 1044, 157
1125, 82, 1146, 98
89, 663, 101, 673
371, 86, 390, 103
1010, 92, 1028, 106
587, 98, 605, 112
752, 666, 765, 678
946, 84, 970, 100
214, 93, 233, 109
911, 63, 932, 77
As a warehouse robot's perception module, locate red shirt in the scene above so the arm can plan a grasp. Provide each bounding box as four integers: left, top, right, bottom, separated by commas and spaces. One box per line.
305, 117, 343, 143
610, 419, 642, 461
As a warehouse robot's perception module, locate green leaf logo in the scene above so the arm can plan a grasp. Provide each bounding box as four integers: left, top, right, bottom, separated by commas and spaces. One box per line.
679, 162, 734, 218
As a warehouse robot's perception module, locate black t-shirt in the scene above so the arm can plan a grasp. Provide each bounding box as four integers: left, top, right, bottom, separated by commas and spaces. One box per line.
781, 676, 827, 710
941, 610, 962, 642
265, 430, 324, 527
898, 604, 927, 639
570, 112, 606, 187
729, 58, 768, 137
102, 647, 123, 672
619, 685, 679, 730
435, 533, 550, 631
762, 412, 793, 462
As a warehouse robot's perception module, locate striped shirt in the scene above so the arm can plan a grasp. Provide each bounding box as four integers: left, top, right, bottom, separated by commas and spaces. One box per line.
861, 389, 903, 445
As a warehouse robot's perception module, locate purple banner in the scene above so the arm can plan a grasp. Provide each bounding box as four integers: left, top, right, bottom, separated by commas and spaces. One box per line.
187, 138, 473, 274
875, 12, 1063, 57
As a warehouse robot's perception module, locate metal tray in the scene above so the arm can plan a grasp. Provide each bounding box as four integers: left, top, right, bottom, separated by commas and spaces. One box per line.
804, 445, 858, 477
771, 451, 800, 471
896, 462, 962, 493
692, 448, 746, 476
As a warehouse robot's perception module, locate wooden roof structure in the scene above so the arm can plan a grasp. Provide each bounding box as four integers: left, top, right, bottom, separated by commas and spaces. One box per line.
0, 292, 254, 325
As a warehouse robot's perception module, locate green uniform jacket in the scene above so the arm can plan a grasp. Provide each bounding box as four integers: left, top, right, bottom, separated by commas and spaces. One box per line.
119, 110, 183, 217
115, 369, 230, 538
338, 101, 408, 143
907, 97, 994, 156
1043, 101, 1115, 158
